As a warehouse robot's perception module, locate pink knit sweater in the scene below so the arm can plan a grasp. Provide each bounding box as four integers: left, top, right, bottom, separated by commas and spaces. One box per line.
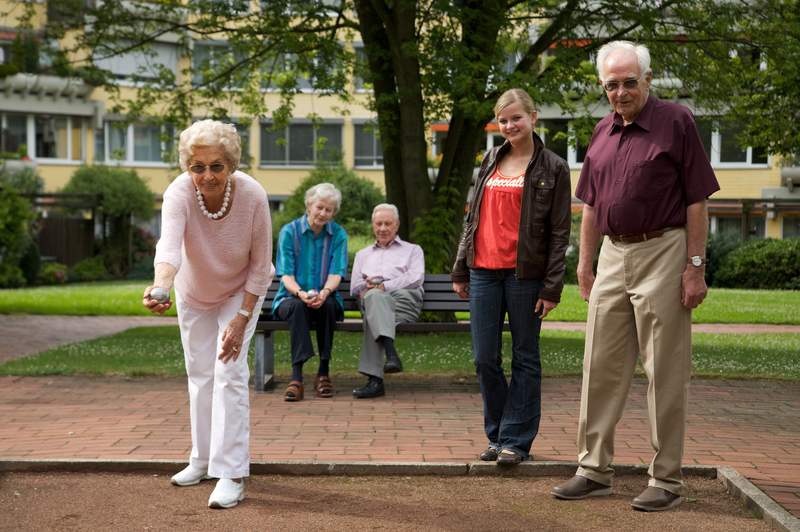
154, 170, 274, 310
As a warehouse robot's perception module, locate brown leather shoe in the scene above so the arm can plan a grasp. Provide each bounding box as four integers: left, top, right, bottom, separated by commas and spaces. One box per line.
551, 475, 612, 500
631, 486, 682, 512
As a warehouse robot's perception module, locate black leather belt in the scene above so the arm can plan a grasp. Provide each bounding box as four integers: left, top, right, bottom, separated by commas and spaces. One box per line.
608, 227, 680, 244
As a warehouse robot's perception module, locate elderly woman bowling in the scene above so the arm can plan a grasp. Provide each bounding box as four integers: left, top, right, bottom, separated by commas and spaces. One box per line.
143, 119, 273, 509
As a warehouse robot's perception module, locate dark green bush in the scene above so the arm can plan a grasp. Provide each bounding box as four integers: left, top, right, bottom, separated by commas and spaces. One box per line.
0, 166, 44, 194
70, 255, 110, 282
705, 231, 742, 287
0, 184, 35, 288
63, 166, 154, 277
272, 163, 384, 242
37, 262, 69, 285
715, 238, 800, 289
18, 239, 41, 285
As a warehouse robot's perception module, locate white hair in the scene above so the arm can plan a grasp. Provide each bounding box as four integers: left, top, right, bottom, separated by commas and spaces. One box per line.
178, 119, 241, 171
371, 203, 399, 222
305, 182, 342, 213
596, 41, 652, 82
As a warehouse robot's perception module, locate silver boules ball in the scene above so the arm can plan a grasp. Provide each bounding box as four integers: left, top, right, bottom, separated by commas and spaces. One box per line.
149, 287, 170, 303
307, 289, 319, 298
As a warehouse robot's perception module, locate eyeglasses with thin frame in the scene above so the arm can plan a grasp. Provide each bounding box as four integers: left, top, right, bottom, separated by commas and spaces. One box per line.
602, 78, 641, 93
189, 163, 226, 175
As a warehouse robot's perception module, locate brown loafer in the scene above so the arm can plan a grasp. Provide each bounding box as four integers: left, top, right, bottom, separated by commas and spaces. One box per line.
284, 380, 304, 402
551, 475, 612, 500
631, 486, 682, 512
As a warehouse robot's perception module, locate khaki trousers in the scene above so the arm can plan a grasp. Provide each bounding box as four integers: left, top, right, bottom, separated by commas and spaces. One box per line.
358, 288, 423, 378
576, 228, 692, 495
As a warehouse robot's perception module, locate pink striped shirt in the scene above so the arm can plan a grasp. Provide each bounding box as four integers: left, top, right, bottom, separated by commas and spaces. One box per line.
154, 170, 275, 310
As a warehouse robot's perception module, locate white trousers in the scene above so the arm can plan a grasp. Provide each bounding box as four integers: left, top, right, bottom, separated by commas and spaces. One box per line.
176, 291, 262, 479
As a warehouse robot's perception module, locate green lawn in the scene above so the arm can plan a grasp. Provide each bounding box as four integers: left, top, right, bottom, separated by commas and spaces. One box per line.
1, 326, 797, 380
1, 281, 799, 324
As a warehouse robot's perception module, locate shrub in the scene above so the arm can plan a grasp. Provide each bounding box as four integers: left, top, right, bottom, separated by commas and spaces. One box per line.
0, 184, 35, 287
70, 255, 110, 282
63, 166, 154, 277
705, 231, 742, 287
18, 239, 41, 285
715, 238, 800, 289
37, 262, 69, 285
272, 163, 384, 241
0, 166, 44, 194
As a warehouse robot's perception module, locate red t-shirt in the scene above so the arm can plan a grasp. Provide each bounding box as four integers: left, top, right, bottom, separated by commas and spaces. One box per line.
473, 167, 524, 269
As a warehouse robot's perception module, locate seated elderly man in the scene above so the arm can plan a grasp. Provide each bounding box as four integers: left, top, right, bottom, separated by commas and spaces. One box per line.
350, 203, 425, 399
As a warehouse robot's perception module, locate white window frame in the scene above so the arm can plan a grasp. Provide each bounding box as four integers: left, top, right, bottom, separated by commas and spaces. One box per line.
259, 121, 343, 168
29, 114, 86, 165
95, 41, 178, 88
353, 121, 383, 168
100, 121, 173, 167
702, 120, 770, 169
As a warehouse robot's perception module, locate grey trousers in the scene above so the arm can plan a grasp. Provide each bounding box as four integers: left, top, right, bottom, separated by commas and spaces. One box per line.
359, 287, 424, 378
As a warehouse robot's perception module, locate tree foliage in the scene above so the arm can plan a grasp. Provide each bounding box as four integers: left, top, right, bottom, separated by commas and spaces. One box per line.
272, 163, 385, 240
38, 0, 800, 271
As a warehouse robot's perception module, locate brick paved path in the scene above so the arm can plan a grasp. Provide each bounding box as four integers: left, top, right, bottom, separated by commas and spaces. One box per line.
1, 375, 798, 517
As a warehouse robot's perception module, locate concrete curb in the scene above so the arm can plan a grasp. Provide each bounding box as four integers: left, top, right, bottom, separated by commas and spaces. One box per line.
717, 466, 800, 532
1, 459, 796, 531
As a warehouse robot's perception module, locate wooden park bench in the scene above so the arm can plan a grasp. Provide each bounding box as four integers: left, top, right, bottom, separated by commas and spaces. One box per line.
253, 274, 469, 392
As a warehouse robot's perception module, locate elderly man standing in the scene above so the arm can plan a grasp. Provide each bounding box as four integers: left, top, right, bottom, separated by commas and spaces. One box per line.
350, 204, 425, 398
551, 41, 719, 511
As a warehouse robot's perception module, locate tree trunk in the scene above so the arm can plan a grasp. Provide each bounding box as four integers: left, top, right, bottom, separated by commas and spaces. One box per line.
354, 0, 430, 239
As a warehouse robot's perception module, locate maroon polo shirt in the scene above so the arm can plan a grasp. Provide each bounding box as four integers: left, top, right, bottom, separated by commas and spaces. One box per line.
575, 95, 719, 236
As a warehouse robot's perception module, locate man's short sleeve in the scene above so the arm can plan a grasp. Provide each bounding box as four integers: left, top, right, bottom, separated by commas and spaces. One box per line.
680, 113, 720, 204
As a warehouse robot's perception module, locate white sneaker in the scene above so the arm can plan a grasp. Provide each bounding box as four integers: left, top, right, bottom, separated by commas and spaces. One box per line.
208, 478, 245, 509
170, 465, 211, 487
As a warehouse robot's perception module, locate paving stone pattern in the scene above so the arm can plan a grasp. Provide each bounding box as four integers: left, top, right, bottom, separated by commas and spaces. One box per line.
0, 375, 798, 518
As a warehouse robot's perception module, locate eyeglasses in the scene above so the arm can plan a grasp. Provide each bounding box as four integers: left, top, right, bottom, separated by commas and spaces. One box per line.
602, 78, 641, 92
189, 163, 226, 175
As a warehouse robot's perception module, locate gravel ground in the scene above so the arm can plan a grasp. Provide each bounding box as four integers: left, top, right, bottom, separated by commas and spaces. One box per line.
0, 472, 768, 531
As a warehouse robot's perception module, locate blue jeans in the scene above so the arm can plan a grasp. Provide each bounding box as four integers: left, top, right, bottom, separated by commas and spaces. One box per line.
469, 268, 543, 458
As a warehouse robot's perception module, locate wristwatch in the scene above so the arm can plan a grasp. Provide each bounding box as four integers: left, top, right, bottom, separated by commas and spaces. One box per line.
237, 308, 252, 318
688, 255, 705, 267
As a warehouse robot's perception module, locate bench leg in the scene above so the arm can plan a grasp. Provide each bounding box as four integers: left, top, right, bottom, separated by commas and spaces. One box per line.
254, 330, 275, 393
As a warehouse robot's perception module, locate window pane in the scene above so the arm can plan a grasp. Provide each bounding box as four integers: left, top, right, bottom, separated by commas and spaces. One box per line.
717, 216, 741, 235
71, 119, 83, 160
695, 118, 714, 161
752, 146, 768, 165
354, 124, 382, 166
538, 120, 568, 161
1, 113, 27, 154
235, 123, 250, 166
260, 124, 286, 164
35, 116, 68, 159
354, 47, 369, 90
108, 123, 127, 160
719, 121, 747, 163
134, 124, 162, 161
784, 215, 800, 238
317, 124, 341, 162
289, 124, 314, 164
94, 126, 105, 162
433, 131, 447, 156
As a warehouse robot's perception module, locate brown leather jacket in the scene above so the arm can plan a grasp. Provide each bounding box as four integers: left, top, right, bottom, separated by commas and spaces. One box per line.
451, 132, 571, 302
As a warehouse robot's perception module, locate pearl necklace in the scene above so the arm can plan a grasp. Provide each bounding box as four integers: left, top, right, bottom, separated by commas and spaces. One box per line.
196, 179, 231, 219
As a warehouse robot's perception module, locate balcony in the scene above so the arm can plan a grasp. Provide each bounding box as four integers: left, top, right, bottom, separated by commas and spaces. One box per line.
0, 73, 93, 100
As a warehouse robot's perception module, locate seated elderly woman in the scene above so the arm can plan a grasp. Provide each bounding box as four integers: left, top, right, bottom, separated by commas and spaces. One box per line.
273, 182, 348, 402
143, 119, 273, 509
350, 203, 425, 398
